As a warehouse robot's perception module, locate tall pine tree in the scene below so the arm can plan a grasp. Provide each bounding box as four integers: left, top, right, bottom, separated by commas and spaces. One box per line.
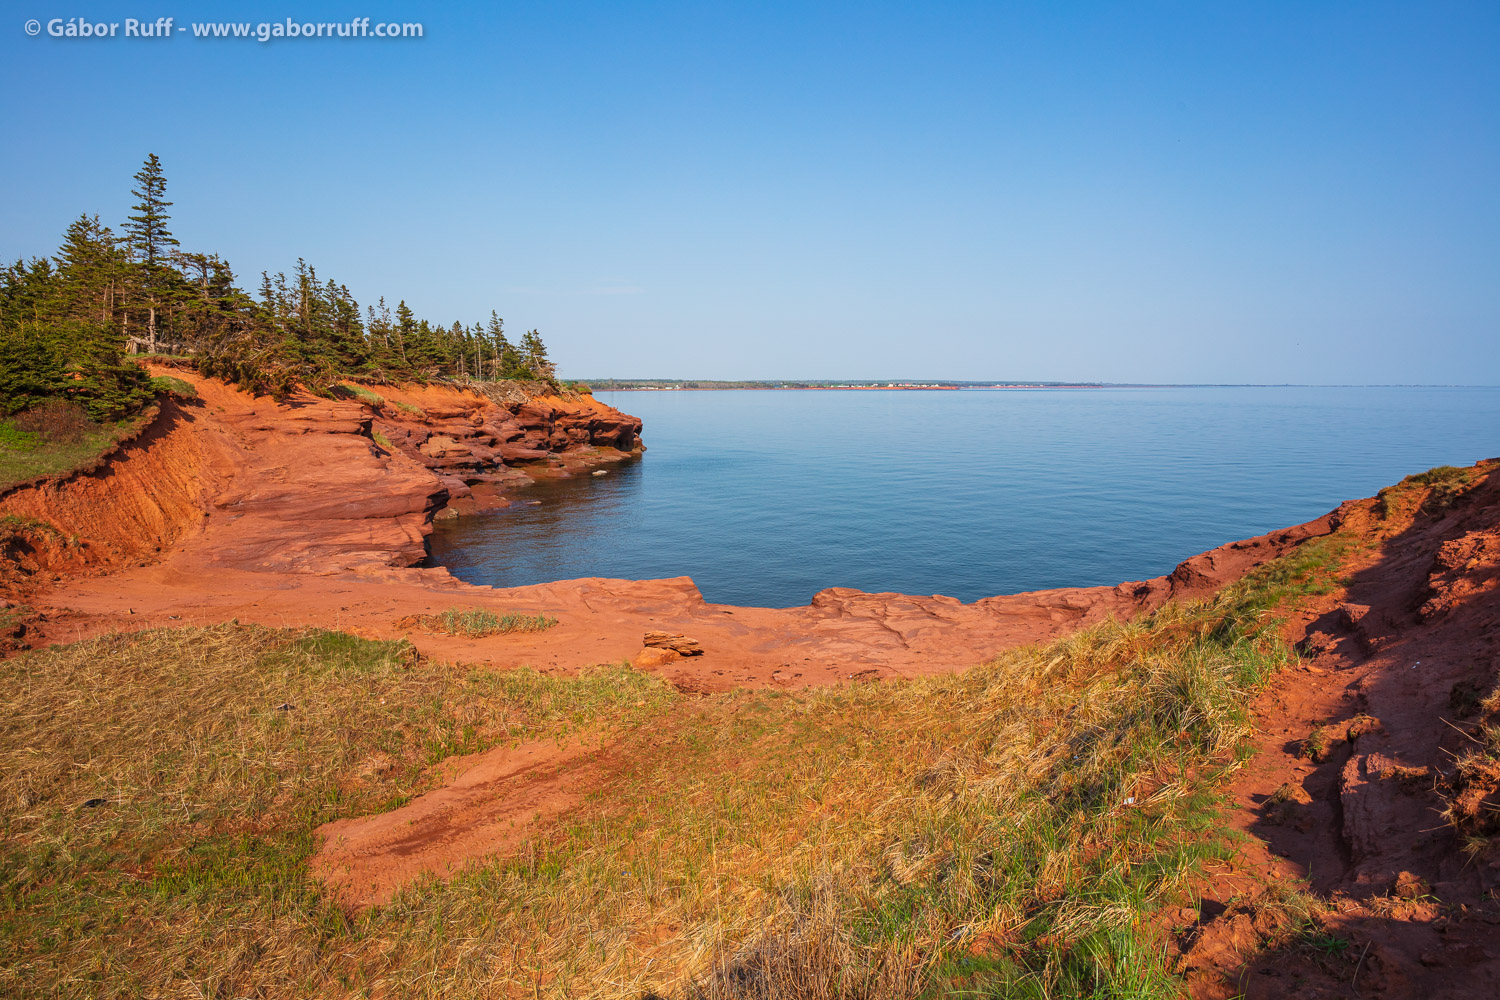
122, 154, 179, 353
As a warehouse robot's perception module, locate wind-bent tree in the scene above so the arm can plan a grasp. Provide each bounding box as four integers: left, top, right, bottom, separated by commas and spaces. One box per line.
519, 329, 554, 380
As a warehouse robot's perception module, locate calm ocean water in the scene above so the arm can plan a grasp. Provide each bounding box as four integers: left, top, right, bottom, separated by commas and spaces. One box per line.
428, 387, 1500, 608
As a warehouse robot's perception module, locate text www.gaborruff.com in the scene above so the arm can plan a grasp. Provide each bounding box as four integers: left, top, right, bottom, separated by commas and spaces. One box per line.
31, 17, 423, 41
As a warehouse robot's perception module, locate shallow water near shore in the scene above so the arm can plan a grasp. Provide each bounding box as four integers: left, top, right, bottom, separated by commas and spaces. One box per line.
428, 387, 1500, 607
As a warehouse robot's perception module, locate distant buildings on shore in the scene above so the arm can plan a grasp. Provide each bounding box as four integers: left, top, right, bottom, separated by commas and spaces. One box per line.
581, 379, 1105, 391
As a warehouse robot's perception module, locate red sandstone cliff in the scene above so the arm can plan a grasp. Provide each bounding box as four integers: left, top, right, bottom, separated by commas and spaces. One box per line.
0, 370, 642, 589
1, 359, 1351, 693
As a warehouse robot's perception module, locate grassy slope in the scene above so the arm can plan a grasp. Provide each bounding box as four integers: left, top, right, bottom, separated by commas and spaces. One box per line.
0, 378, 193, 493
0, 536, 1350, 998
0, 413, 152, 494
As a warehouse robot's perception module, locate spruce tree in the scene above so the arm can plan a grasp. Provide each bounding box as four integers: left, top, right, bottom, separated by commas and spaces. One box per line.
393, 300, 414, 368
519, 329, 554, 380
122, 154, 179, 353
55, 215, 123, 325
486, 311, 511, 380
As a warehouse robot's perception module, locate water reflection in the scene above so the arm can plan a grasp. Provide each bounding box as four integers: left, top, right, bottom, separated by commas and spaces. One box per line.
427, 457, 647, 582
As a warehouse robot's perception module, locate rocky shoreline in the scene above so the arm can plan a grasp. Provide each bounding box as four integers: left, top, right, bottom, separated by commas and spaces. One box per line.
1, 370, 1345, 692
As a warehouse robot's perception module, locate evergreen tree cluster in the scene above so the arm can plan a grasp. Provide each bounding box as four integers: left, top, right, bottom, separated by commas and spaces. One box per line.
0, 155, 557, 415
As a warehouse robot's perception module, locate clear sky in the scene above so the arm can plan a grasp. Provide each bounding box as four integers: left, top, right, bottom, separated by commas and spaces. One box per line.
4, 2, 1497, 383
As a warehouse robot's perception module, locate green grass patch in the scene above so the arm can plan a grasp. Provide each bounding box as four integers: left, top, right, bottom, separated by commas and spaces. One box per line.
1376, 463, 1479, 519
431, 606, 558, 637
372, 429, 395, 451
336, 383, 386, 408
393, 400, 423, 416
396, 607, 562, 638
148, 375, 197, 399
0, 408, 156, 493
0, 422, 39, 453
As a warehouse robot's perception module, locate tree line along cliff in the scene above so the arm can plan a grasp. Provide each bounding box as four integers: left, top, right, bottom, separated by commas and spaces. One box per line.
1, 154, 570, 424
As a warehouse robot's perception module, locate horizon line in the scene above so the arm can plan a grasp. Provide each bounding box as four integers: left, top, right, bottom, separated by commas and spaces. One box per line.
571, 379, 1500, 389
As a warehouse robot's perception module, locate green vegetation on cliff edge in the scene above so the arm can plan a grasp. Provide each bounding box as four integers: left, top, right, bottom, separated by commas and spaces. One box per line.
1, 154, 562, 417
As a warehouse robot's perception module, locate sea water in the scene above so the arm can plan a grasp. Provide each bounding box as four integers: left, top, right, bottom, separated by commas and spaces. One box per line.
428, 386, 1499, 608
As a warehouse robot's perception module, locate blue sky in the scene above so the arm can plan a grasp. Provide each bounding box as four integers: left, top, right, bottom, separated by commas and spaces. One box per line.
3, 2, 1497, 383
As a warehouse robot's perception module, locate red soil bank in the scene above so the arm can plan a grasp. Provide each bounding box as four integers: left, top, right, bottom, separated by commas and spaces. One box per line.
0, 370, 641, 584
1179, 464, 1500, 999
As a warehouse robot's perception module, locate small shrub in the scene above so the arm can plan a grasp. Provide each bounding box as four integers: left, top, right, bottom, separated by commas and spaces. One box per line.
195, 333, 299, 400
12, 400, 93, 444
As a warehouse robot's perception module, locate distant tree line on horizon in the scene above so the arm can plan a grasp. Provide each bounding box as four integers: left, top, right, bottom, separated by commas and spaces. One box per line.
0, 154, 558, 421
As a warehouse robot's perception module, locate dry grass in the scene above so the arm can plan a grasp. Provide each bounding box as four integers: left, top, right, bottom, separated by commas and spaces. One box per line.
0, 627, 672, 997
0, 536, 1348, 998
1374, 463, 1482, 520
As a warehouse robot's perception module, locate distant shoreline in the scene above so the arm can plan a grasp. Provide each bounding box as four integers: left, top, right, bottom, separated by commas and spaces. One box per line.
585, 382, 1497, 391
588, 383, 1104, 392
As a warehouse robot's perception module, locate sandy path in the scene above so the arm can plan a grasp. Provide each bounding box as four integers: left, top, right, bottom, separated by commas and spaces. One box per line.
313, 738, 599, 907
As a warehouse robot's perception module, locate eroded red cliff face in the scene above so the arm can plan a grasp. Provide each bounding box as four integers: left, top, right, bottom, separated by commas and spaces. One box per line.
1178, 462, 1500, 998
364, 383, 642, 517
0, 370, 642, 589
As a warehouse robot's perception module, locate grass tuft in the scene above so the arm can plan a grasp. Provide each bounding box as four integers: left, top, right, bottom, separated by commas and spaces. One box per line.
336, 383, 386, 408
149, 375, 197, 399
400, 606, 560, 637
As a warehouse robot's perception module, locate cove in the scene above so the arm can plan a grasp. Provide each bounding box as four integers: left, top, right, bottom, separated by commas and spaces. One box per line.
427, 386, 1500, 608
